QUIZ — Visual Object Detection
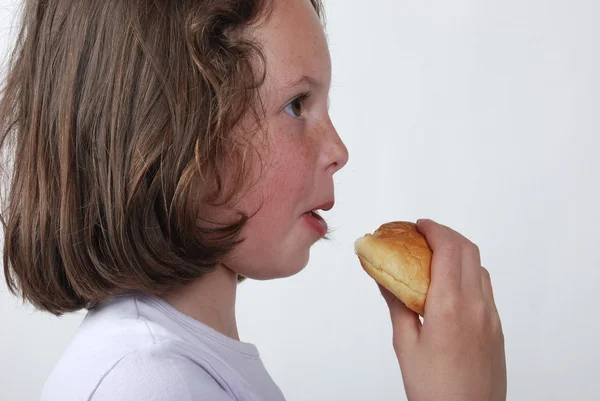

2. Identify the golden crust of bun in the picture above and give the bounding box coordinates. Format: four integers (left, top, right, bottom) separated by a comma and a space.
354, 221, 432, 316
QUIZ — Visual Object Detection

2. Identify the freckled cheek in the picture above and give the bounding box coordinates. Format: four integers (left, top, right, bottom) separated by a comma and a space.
272, 146, 314, 197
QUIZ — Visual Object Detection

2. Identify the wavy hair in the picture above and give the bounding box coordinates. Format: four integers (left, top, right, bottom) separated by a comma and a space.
0, 0, 324, 315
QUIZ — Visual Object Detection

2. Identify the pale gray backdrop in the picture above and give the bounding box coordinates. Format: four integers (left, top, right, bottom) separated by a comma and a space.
1, 1, 599, 400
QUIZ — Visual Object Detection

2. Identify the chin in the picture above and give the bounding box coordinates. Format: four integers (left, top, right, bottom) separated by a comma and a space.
236, 250, 311, 281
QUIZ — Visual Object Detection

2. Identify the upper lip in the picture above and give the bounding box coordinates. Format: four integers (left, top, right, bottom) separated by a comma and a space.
309, 200, 335, 213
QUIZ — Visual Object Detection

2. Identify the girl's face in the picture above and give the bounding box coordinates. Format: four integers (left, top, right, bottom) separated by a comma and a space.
222, 0, 349, 280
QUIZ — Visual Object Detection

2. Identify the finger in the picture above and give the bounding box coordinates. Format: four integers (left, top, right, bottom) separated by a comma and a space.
377, 284, 421, 357
436, 222, 483, 297
481, 266, 498, 313
481, 266, 504, 359
416, 219, 461, 293
460, 240, 483, 298
423, 220, 483, 298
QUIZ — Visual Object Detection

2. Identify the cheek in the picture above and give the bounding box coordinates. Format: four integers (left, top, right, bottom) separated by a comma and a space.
223, 134, 319, 278
268, 137, 316, 199
232, 144, 309, 233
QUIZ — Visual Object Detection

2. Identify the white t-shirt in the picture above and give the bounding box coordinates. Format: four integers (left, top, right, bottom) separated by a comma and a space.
40, 293, 285, 401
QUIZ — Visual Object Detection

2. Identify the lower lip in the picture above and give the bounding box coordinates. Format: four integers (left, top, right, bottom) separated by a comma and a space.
302, 211, 328, 237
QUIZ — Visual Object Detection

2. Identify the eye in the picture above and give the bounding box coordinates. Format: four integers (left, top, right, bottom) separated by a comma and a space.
284, 92, 311, 119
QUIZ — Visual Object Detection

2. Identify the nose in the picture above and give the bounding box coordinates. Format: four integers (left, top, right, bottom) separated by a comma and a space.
323, 117, 349, 174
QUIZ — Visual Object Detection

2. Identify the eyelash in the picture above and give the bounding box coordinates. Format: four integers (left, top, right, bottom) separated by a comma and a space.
284, 92, 312, 119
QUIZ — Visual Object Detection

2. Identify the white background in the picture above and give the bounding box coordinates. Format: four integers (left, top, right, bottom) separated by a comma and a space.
1, 0, 599, 400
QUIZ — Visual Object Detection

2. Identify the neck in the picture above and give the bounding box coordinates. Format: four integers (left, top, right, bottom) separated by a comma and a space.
160, 264, 240, 341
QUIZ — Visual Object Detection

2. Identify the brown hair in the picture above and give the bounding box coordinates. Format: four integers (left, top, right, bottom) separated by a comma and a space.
0, 0, 324, 315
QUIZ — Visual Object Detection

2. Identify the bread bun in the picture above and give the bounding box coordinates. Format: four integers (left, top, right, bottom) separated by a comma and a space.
354, 221, 432, 316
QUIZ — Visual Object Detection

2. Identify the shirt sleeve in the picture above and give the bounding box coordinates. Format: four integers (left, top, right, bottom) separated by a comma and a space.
90, 345, 235, 401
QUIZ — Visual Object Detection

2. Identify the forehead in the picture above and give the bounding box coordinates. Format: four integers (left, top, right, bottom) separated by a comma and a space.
250, 0, 331, 89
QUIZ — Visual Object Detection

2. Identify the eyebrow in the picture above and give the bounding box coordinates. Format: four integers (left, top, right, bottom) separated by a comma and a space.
281, 75, 324, 91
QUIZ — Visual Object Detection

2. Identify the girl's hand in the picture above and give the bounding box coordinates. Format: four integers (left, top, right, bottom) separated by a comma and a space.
380, 219, 506, 401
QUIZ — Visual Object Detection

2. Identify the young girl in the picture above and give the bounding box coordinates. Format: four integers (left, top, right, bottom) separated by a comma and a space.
0, 0, 506, 400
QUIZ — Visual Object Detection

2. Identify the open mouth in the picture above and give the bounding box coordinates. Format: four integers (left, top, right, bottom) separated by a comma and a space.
303, 209, 328, 236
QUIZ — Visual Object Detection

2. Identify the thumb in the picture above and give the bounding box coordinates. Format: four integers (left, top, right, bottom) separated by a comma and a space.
377, 284, 421, 358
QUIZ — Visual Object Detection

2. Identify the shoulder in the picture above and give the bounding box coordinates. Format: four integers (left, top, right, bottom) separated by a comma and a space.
89, 342, 233, 401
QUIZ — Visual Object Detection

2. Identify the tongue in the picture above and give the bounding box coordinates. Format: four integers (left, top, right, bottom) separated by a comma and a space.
307, 210, 326, 229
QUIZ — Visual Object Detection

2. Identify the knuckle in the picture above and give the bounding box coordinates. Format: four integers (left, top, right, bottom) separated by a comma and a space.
490, 320, 505, 348
481, 268, 494, 294
473, 301, 490, 325
469, 241, 481, 256
465, 239, 481, 262
491, 314, 504, 337
497, 325, 506, 344
439, 240, 460, 259
437, 294, 462, 319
